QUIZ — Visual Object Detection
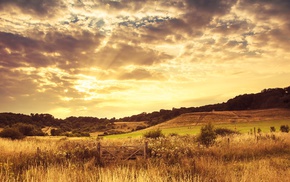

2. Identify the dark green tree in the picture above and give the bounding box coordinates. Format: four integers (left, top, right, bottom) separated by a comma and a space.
0, 128, 25, 140
280, 125, 289, 133
143, 128, 164, 139
197, 123, 217, 147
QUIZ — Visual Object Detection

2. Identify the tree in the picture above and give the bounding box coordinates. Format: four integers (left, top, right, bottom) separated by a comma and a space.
270, 126, 276, 132
280, 125, 289, 133
143, 128, 164, 139
0, 128, 25, 140
14, 123, 45, 136
197, 123, 217, 147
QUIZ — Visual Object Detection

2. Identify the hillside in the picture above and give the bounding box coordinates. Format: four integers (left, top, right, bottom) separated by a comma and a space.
154, 108, 290, 129
0, 86, 289, 135
118, 86, 290, 126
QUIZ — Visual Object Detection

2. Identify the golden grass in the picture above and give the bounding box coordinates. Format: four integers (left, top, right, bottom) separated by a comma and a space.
0, 133, 290, 182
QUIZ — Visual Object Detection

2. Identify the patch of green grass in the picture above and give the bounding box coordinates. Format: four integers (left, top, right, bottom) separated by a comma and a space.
104, 120, 290, 139
103, 130, 146, 139
218, 120, 290, 134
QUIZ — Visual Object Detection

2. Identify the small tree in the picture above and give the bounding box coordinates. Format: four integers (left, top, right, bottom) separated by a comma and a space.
280, 125, 289, 133
270, 126, 276, 132
143, 128, 164, 139
197, 123, 217, 147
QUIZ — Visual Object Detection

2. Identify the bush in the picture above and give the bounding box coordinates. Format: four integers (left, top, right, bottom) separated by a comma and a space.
215, 128, 239, 136
0, 128, 25, 140
12, 123, 45, 136
143, 128, 164, 139
168, 133, 179, 137
280, 125, 289, 133
270, 126, 276, 132
135, 125, 147, 131
197, 123, 217, 147
51, 128, 64, 136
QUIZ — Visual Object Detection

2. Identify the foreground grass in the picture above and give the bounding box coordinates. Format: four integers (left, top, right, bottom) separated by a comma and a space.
0, 132, 290, 182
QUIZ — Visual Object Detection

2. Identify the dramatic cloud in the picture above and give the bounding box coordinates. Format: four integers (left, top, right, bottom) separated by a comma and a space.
0, 0, 289, 118
0, 0, 62, 17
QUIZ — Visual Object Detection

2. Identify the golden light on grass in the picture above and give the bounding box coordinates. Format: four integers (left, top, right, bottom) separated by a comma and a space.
0, 133, 289, 181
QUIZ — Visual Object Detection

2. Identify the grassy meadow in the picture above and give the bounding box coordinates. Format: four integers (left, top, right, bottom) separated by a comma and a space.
0, 131, 290, 182
105, 119, 290, 139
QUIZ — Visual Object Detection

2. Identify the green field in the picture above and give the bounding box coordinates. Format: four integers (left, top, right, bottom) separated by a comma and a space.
104, 120, 290, 139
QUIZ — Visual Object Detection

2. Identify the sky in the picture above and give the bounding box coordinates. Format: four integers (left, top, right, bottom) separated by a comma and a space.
0, 0, 290, 119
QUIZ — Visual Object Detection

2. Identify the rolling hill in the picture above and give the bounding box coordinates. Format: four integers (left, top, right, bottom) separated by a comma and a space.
0, 86, 290, 136
153, 108, 290, 129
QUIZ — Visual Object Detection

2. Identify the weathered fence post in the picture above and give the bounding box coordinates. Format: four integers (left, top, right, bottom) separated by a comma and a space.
97, 142, 101, 162
144, 141, 148, 159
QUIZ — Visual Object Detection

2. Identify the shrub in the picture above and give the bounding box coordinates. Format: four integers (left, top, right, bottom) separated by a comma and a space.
135, 125, 147, 131
0, 128, 25, 140
143, 128, 164, 139
51, 128, 64, 136
270, 126, 276, 132
214, 128, 239, 136
168, 133, 179, 137
13, 123, 45, 136
197, 123, 217, 147
280, 125, 289, 133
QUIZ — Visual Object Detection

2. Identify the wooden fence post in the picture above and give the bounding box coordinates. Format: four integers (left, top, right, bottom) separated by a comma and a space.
97, 142, 101, 162
144, 141, 148, 159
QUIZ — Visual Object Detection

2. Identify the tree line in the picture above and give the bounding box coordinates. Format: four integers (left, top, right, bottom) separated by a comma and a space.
0, 86, 289, 136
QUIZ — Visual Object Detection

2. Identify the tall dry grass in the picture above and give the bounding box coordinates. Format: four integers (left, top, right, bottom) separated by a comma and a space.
0, 133, 289, 182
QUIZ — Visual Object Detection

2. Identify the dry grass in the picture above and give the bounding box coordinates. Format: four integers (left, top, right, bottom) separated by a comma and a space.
0, 133, 290, 182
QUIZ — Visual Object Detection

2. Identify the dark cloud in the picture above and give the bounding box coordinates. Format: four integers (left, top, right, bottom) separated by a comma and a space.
118, 16, 171, 28
0, 30, 104, 68
0, 32, 44, 67
184, 0, 238, 28
0, 67, 38, 98
44, 30, 102, 53
238, 0, 290, 21
212, 19, 254, 35
0, 32, 39, 51
94, 43, 173, 69
186, 0, 237, 15
134, 0, 238, 43
101, 0, 151, 12
225, 40, 247, 49
259, 25, 290, 50
0, 0, 62, 17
